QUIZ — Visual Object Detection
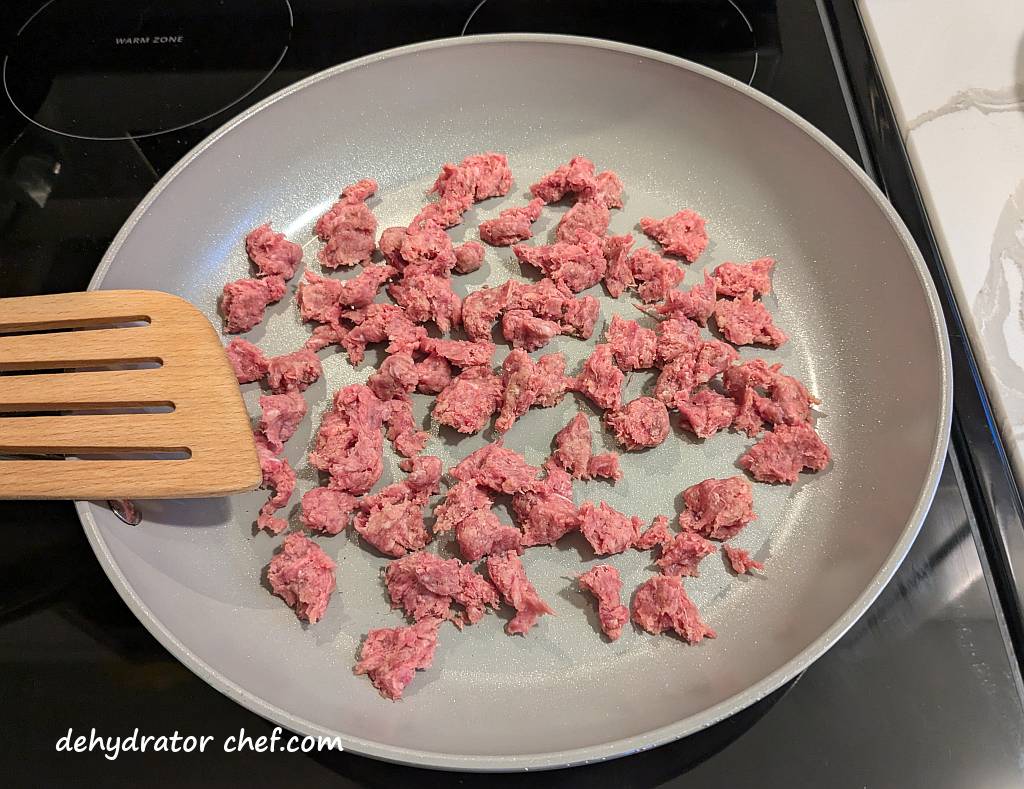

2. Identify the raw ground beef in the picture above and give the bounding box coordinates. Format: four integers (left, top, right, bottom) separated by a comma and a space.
432, 152, 513, 203
414, 353, 454, 394
456, 509, 523, 561
578, 501, 643, 556
388, 270, 461, 333
678, 476, 756, 540
578, 565, 630, 640
451, 442, 540, 494
724, 545, 764, 575
606, 397, 670, 450
628, 248, 686, 303
512, 464, 579, 546
309, 384, 388, 494
399, 223, 457, 274
676, 388, 739, 439
634, 515, 673, 550
462, 278, 598, 343
501, 310, 560, 351
354, 617, 441, 700
595, 170, 624, 209
354, 499, 430, 557
297, 271, 342, 324
384, 398, 429, 457
266, 533, 336, 623
254, 434, 296, 535
304, 321, 348, 353
551, 413, 622, 481
655, 316, 702, 365
266, 348, 322, 394
433, 480, 493, 533
653, 272, 717, 326
486, 551, 555, 635
246, 223, 303, 279
226, 338, 269, 383
657, 531, 717, 577
433, 366, 504, 434
714, 291, 788, 348
586, 452, 622, 480
300, 487, 358, 535
385, 551, 499, 624
461, 284, 509, 341
379, 226, 405, 266
722, 359, 819, 436
258, 391, 307, 453
572, 344, 624, 411
632, 575, 715, 644
639, 209, 709, 262
496, 350, 569, 432
342, 304, 427, 365
337, 265, 396, 307
713, 257, 775, 298
513, 230, 607, 293
221, 275, 286, 333
653, 339, 737, 404
318, 200, 377, 269
739, 422, 831, 484
606, 315, 657, 370
556, 200, 611, 242
367, 352, 418, 401
602, 234, 635, 297
530, 155, 597, 203
420, 338, 496, 368
453, 241, 486, 274
479, 198, 544, 246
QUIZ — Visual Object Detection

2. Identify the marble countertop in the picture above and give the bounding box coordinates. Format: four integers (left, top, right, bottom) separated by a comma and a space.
859, 0, 1024, 488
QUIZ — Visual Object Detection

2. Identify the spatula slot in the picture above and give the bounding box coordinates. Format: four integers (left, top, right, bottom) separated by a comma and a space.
0, 449, 192, 460
0, 360, 163, 374
0, 316, 151, 335
0, 404, 175, 416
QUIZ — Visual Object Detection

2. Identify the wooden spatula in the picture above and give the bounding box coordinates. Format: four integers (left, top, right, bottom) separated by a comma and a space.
0, 290, 261, 499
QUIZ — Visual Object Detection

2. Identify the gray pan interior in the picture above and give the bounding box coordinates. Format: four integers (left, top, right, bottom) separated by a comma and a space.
77, 36, 951, 771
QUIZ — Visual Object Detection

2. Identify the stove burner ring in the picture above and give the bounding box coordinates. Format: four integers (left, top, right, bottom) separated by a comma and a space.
3, 0, 293, 141
462, 0, 759, 86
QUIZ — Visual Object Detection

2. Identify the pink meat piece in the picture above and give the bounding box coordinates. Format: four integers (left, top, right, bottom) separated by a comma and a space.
722, 359, 819, 436
297, 271, 342, 324
339, 265, 396, 307
410, 196, 469, 231
529, 155, 598, 203
713, 257, 775, 298
453, 241, 486, 274
255, 434, 296, 534
479, 198, 544, 246
266, 348, 322, 394
603, 234, 636, 297
414, 353, 454, 394
724, 545, 764, 575
501, 310, 561, 351
309, 384, 388, 494
555, 200, 611, 243
495, 350, 569, 433
246, 223, 302, 279
342, 304, 427, 365
714, 291, 788, 347
316, 179, 377, 240
433, 480, 493, 533
506, 278, 600, 338
400, 224, 457, 275
221, 275, 286, 333
513, 229, 607, 292
225, 338, 269, 383
606, 397, 670, 450
655, 316, 702, 365
678, 476, 756, 540
461, 283, 510, 342
654, 339, 737, 403
578, 501, 643, 556
639, 209, 709, 262
354, 617, 441, 700
266, 533, 336, 624
456, 509, 523, 561
431, 152, 513, 205
258, 391, 307, 453
551, 413, 594, 478
657, 531, 717, 577
433, 366, 503, 434
595, 170, 624, 209
383, 398, 428, 458
299, 487, 358, 536
632, 575, 715, 643
634, 515, 673, 550
676, 388, 739, 439
354, 499, 429, 557
654, 273, 717, 326
606, 315, 657, 370
367, 352, 419, 401
389, 270, 461, 333
578, 564, 630, 640
420, 338, 495, 369
385, 552, 499, 625
304, 321, 348, 353
398, 454, 443, 500
628, 248, 685, 303
451, 442, 540, 494
340, 178, 378, 204
558, 292, 600, 339
317, 201, 377, 268
588, 453, 622, 481
379, 226, 406, 268
512, 464, 579, 546
572, 343, 624, 411
486, 551, 555, 636
739, 423, 831, 484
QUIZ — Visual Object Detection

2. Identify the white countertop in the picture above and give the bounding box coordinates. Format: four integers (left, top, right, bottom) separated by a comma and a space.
859, 0, 1024, 486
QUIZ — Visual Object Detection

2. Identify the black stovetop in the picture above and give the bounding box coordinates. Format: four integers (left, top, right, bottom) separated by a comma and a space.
2, 1, 1023, 785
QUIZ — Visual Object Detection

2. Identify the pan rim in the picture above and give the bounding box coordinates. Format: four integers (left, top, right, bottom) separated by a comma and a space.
77, 33, 953, 772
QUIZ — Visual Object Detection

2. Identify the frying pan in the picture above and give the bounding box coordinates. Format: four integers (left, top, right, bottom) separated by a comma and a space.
76, 36, 951, 770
